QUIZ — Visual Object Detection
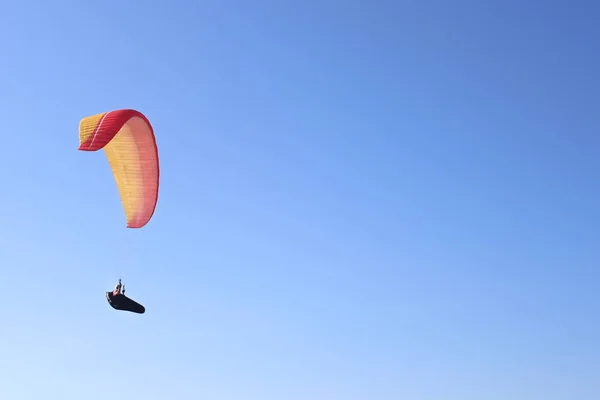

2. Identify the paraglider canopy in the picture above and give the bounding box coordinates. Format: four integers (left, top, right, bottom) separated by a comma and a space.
78, 109, 160, 228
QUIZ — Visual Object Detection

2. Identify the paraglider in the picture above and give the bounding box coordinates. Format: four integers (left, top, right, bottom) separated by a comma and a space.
106, 279, 146, 314
79, 109, 159, 314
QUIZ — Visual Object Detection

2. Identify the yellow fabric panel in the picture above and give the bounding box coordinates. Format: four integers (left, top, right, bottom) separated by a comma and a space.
79, 113, 107, 147
103, 121, 144, 224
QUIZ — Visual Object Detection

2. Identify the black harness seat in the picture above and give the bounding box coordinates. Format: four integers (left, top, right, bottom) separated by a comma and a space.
106, 292, 145, 314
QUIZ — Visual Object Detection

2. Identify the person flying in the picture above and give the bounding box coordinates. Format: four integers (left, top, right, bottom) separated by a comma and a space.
107, 279, 143, 314
112, 279, 126, 296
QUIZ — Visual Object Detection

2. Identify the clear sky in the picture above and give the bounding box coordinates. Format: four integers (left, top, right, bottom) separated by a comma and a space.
1, 0, 599, 399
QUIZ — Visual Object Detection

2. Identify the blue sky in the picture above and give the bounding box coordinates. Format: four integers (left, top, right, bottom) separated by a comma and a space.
1, 0, 599, 399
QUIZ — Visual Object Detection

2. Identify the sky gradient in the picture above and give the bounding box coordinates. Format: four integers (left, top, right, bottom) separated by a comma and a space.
1, 1, 599, 399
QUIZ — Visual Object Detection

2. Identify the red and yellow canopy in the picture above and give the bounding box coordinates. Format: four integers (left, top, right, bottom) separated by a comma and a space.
79, 109, 159, 229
